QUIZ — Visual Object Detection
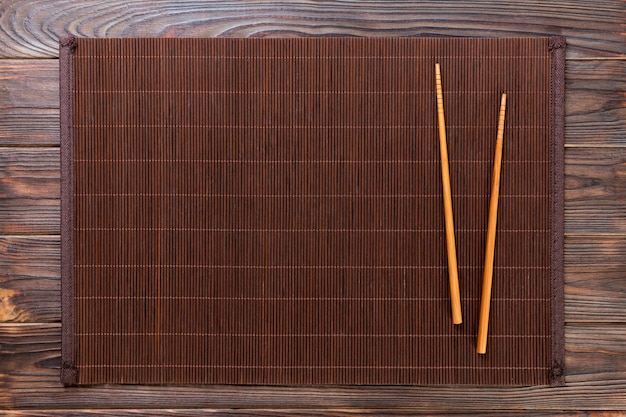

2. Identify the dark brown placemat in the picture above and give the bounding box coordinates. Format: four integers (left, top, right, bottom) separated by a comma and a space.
60, 37, 565, 386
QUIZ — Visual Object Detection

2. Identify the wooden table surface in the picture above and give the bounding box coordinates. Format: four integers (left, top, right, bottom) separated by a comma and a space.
1, 1, 625, 414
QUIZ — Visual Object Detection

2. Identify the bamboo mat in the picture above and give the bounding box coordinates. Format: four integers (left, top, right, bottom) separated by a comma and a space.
60, 37, 565, 386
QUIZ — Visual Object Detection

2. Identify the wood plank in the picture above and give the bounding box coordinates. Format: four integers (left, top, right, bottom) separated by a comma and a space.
565, 148, 626, 234
0, 108, 59, 146
0, 199, 58, 235
0, 409, 602, 416
0, 60, 58, 146
566, 60, 626, 146
566, 270, 626, 323
0, 236, 59, 278
1, 149, 57, 235
0, 274, 58, 323
564, 236, 626, 322
0, 148, 59, 200
566, 325, 626, 383
0, 1, 624, 59
0, 60, 58, 108
1, 324, 625, 410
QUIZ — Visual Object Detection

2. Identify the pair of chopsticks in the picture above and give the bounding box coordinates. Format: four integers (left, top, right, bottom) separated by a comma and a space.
435, 63, 507, 353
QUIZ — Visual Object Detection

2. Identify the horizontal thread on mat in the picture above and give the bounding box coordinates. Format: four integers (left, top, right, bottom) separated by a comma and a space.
74, 193, 550, 198
76, 55, 549, 59
76, 90, 549, 94
77, 364, 550, 370
74, 159, 550, 163
73, 124, 549, 129
76, 333, 549, 338
74, 227, 550, 233
74, 265, 550, 269
75, 296, 550, 301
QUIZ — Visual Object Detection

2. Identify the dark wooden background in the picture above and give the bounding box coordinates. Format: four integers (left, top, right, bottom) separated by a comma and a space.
1, 1, 625, 414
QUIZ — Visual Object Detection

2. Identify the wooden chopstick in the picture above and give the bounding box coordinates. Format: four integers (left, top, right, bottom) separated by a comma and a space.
477, 93, 508, 354
435, 63, 462, 325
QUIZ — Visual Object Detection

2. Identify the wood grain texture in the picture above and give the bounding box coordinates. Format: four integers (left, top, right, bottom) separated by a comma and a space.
564, 236, 626, 323
0, 109, 59, 146
0, 148, 59, 200
0, 236, 59, 278
566, 270, 626, 323
1, 324, 625, 410
0, 199, 59, 235
565, 60, 626, 146
0, 60, 58, 108
565, 236, 626, 270
565, 148, 626, 234
566, 325, 626, 383
0, 0, 625, 59
0, 274, 58, 323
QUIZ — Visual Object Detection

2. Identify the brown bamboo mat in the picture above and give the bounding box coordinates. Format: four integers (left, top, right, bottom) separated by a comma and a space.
60, 37, 565, 386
